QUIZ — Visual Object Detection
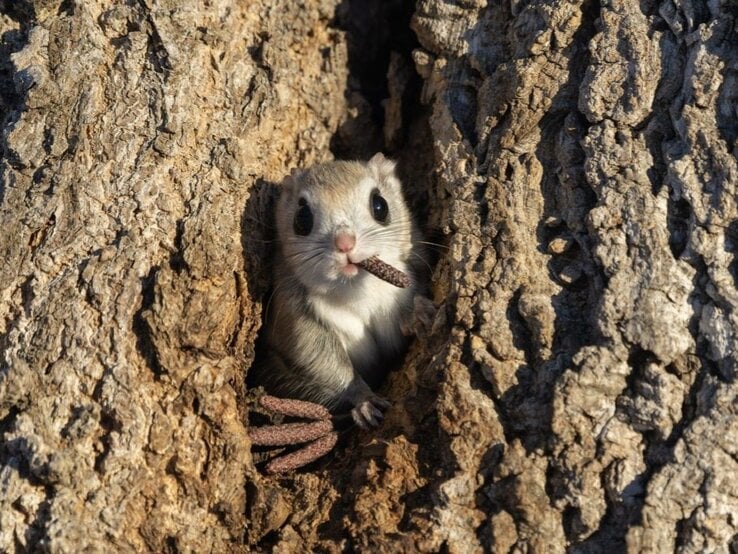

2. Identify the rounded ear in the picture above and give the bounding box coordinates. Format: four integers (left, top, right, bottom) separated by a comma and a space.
281, 168, 305, 194
368, 152, 397, 179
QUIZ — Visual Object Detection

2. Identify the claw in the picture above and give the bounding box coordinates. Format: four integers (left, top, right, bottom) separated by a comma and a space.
374, 396, 392, 409
351, 396, 389, 429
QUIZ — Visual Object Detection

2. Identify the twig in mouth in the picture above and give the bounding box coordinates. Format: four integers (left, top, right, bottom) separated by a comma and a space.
357, 256, 410, 288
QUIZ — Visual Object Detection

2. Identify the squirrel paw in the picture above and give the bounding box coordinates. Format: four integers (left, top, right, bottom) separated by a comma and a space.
351, 394, 391, 430
402, 295, 437, 339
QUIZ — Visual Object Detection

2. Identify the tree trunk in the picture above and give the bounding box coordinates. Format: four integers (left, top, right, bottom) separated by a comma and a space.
1, 0, 736, 552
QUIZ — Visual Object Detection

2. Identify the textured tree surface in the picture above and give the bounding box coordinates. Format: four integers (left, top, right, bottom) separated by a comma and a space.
1, 0, 736, 552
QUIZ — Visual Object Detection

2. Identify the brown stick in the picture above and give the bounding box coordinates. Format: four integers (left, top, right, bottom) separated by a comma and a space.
265, 432, 339, 474
357, 256, 411, 288
249, 420, 333, 446
259, 395, 331, 420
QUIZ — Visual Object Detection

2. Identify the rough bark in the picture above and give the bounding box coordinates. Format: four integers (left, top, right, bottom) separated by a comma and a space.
1, 0, 737, 552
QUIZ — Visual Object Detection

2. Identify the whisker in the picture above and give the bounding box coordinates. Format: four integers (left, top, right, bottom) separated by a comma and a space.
264, 280, 291, 341
415, 240, 449, 250
359, 231, 414, 245
291, 251, 324, 265
285, 247, 326, 263
411, 251, 433, 273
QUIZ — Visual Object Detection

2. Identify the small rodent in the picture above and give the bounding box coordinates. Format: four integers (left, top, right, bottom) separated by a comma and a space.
251, 153, 433, 428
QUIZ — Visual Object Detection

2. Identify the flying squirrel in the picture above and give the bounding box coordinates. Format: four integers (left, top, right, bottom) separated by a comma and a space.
250, 153, 434, 428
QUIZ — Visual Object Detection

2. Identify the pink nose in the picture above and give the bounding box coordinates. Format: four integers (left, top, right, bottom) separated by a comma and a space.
334, 232, 356, 253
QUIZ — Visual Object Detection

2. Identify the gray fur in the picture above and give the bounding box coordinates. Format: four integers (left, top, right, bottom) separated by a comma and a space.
252, 155, 428, 427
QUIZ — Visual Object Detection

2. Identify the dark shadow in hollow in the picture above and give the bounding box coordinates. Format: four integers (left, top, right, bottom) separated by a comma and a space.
329, 0, 421, 161
241, 177, 278, 375
725, 220, 738, 300
0, 0, 36, 203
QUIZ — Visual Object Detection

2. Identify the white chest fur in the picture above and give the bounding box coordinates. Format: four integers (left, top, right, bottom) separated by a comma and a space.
308, 274, 410, 373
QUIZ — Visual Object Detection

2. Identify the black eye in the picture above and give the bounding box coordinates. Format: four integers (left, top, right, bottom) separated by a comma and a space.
293, 198, 313, 236
370, 189, 389, 223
